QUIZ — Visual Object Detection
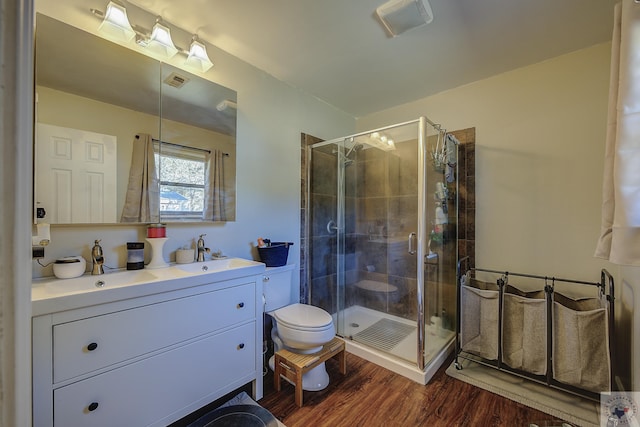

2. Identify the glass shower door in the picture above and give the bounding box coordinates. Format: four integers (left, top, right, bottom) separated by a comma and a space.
309, 119, 427, 367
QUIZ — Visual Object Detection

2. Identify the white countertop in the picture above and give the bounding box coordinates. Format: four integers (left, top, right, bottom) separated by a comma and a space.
32, 258, 266, 316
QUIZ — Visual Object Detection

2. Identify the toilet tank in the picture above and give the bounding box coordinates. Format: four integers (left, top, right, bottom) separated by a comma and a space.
263, 264, 296, 312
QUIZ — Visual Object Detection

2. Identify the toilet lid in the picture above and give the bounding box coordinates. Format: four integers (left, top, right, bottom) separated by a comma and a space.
273, 303, 333, 330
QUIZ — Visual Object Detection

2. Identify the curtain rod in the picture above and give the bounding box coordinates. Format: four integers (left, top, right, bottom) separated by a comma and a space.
135, 135, 229, 156
152, 138, 230, 157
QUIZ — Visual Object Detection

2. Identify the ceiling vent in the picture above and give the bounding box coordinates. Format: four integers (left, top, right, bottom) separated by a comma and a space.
376, 0, 433, 37
163, 72, 190, 89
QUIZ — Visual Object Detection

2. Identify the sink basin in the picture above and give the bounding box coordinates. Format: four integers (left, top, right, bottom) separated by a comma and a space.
44, 270, 159, 294
174, 258, 263, 275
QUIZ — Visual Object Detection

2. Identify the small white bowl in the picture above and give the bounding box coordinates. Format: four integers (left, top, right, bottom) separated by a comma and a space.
53, 256, 86, 279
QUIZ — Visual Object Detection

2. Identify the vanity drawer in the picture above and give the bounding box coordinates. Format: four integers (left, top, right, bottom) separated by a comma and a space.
53, 282, 254, 383
53, 322, 256, 427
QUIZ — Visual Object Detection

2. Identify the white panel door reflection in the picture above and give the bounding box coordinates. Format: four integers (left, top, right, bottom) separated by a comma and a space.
36, 123, 117, 223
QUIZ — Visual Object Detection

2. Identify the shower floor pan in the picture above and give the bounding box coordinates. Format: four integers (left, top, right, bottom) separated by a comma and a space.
353, 318, 415, 352
336, 305, 454, 384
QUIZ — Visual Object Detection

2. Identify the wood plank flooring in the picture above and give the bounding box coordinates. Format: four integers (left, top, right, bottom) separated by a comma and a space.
260, 353, 569, 427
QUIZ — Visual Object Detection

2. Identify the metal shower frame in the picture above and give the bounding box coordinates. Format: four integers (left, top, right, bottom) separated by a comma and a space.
304, 116, 457, 370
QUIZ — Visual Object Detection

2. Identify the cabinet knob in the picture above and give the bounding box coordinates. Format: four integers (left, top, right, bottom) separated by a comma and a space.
87, 342, 98, 351
87, 402, 99, 412
237, 302, 245, 308
263, 276, 270, 282
237, 343, 245, 350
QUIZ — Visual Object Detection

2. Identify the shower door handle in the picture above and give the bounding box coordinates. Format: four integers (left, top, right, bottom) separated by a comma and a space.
408, 232, 417, 255
327, 220, 339, 233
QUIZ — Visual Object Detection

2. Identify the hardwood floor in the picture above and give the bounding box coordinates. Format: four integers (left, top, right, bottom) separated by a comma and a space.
260, 353, 569, 427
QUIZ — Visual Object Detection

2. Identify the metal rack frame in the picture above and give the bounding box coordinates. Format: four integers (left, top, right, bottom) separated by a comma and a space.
454, 256, 615, 402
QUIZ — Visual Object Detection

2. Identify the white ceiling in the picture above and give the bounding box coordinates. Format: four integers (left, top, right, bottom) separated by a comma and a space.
129, 0, 615, 117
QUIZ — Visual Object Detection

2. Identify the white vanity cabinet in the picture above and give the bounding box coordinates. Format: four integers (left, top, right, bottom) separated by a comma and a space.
32, 274, 264, 427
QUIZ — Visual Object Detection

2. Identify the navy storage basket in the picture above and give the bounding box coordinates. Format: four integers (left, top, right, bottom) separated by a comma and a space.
258, 242, 293, 267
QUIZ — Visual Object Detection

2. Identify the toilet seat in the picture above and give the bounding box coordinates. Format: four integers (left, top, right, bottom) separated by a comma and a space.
273, 303, 333, 332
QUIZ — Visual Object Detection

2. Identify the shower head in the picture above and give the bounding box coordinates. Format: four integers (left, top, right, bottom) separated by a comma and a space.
333, 140, 364, 168
345, 143, 364, 158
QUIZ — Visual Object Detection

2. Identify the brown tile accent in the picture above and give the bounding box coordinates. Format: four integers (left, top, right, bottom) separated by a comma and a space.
451, 128, 476, 270
300, 133, 325, 303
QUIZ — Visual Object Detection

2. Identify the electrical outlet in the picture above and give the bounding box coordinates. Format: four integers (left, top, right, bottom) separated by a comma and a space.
32, 246, 45, 259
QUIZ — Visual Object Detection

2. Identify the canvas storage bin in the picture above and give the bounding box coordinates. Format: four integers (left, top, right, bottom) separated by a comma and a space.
552, 292, 610, 393
460, 279, 499, 360
501, 284, 546, 375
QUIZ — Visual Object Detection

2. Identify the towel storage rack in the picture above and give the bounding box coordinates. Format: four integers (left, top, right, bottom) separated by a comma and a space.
454, 256, 615, 402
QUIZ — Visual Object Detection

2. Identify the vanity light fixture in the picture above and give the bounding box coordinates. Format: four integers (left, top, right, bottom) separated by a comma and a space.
95, 1, 136, 42
185, 36, 214, 72
91, 2, 215, 70
144, 17, 178, 59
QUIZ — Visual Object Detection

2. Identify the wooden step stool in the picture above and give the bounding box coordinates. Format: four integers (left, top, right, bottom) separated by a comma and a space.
274, 337, 347, 407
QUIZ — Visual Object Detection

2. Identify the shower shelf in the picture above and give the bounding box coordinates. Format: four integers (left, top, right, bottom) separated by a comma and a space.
454, 257, 615, 402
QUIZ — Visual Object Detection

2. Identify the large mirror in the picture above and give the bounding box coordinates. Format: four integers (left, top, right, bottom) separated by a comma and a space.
34, 13, 237, 224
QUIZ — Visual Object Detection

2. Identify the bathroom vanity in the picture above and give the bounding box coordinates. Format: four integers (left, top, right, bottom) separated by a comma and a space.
31, 259, 265, 427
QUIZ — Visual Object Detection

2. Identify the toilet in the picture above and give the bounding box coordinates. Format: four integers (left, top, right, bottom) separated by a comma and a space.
263, 264, 336, 391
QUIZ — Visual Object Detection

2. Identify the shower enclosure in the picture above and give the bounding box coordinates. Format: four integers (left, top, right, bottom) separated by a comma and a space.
306, 117, 458, 383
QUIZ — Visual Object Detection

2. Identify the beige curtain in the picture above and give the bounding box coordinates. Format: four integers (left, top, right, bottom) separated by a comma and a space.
203, 149, 226, 221
595, 0, 640, 265
120, 133, 160, 222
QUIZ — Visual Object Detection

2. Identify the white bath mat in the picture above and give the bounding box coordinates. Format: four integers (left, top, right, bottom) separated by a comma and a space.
353, 318, 415, 351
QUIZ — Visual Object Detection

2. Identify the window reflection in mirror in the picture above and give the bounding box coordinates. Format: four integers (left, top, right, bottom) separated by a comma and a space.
159, 63, 236, 222
34, 13, 237, 224
156, 141, 207, 219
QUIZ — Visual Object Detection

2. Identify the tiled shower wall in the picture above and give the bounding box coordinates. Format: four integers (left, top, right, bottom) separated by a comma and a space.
350, 139, 419, 318
303, 141, 343, 313
299, 134, 323, 304
449, 128, 476, 269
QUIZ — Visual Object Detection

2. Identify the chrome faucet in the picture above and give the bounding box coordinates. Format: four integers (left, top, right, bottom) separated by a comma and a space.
197, 234, 210, 262
91, 239, 105, 275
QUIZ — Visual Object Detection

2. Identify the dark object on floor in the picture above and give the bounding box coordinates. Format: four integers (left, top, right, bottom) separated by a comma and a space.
188, 404, 278, 427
